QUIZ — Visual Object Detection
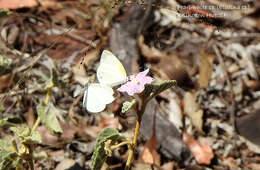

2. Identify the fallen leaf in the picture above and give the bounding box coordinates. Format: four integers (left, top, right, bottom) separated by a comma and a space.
138, 35, 165, 62
24, 106, 35, 128
140, 113, 160, 166
0, 0, 38, 9
236, 109, 260, 147
7, 24, 19, 45
155, 53, 193, 88
98, 116, 120, 129
33, 34, 85, 60
79, 125, 101, 139
132, 163, 152, 170
37, 123, 77, 146
183, 131, 214, 165
38, 0, 63, 9
73, 49, 99, 85
37, 126, 58, 145
60, 123, 77, 141
48, 150, 65, 162
199, 50, 215, 88
160, 92, 183, 131
223, 157, 239, 169
160, 161, 176, 170
55, 158, 75, 170
247, 163, 260, 169
0, 73, 14, 92
244, 80, 260, 90
183, 92, 204, 134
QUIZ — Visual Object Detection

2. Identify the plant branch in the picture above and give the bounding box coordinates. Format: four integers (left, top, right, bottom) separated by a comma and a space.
110, 140, 132, 151
125, 100, 146, 170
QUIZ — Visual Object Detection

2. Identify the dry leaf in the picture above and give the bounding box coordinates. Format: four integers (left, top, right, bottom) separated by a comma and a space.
155, 53, 193, 88
160, 92, 183, 132
223, 157, 239, 169
183, 92, 204, 134
138, 35, 165, 62
37, 124, 77, 146
236, 109, 260, 147
98, 116, 120, 130
55, 158, 75, 170
24, 106, 35, 128
34, 34, 85, 60
183, 131, 214, 165
49, 150, 65, 162
72, 49, 99, 85
132, 163, 152, 170
199, 50, 215, 88
60, 123, 77, 141
140, 113, 160, 166
38, 0, 63, 9
160, 162, 176, 170
0, 73, 14, 92
244, 80, 260, 90
79, 125, 101, 139
247, 163, 260, 169
0, 0, 38, 9
37, 126, 59, 145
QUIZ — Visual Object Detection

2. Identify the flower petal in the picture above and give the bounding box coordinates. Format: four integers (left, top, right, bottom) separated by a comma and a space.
117, 68, 154, 96
136, 68, 150, 79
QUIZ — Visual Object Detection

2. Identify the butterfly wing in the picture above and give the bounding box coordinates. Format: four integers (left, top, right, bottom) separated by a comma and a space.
97, 50, 127, 87
85, 83, 115, 113
82, 84, 88, 109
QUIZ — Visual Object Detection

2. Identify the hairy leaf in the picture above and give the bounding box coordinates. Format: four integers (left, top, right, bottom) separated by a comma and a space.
37, 101, 63, 134
121, 99, 136, 113
0, 140, 18, 170
0, 55, 12, 75
50, 68, 66, 88
0, 116, 23, 127
91, 128, 120, 170
146, 80, 177, 101
10, 125, 41, 144
0, 104, 4, 112
0, 9, 12, 17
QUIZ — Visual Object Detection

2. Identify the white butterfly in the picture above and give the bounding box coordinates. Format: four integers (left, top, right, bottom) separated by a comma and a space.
83, 50, 127, 113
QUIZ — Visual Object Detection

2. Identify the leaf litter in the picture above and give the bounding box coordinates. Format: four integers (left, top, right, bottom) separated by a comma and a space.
0, 0, 260, 169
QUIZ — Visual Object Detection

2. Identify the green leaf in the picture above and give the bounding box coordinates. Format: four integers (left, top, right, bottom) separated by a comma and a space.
0, 104, 4, 112
0, 140, 18, 170
91, 128, 120, 170
121, 99, 136, 113
50, 68, 66, 89
0, 55, 12, 75
0, 116, 23, 127
146, 80, 177, 101
0, 9, 12, 18
37, 101, 63, 134
10, 125, 41, 144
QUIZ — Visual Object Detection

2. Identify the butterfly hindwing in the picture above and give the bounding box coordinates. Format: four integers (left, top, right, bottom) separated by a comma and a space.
86, 83, 115, 113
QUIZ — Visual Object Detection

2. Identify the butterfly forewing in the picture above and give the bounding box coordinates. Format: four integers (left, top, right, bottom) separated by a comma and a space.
97, 50, 127, 87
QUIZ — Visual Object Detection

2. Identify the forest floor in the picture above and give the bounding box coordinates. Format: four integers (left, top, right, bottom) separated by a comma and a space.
0, 0, 260, 170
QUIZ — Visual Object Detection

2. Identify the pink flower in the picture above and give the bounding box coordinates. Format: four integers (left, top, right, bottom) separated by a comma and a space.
117, 69, 154, 96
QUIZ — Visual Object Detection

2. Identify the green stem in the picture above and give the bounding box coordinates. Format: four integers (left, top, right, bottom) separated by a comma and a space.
125, 101, 146, 170
11, 139, 18, 153
110, 141, 132, 151
45, 89, 51, 104
125, 118, 141, 170
31, 117, 41, 133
